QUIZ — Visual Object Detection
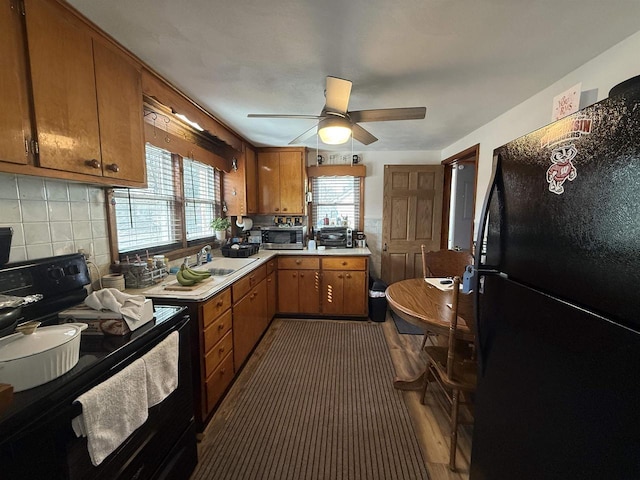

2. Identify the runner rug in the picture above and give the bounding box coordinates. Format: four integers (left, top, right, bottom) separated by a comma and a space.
192, 319, 429, 480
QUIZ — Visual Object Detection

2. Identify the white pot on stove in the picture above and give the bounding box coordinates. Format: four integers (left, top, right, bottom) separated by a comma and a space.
0, 322, 87, 392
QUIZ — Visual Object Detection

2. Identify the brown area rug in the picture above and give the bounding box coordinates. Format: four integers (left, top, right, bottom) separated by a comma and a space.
191, 319, 428, 480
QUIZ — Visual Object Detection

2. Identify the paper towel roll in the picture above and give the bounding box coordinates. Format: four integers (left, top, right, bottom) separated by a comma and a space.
102, 274, 125, 291
235, 217, 253, 231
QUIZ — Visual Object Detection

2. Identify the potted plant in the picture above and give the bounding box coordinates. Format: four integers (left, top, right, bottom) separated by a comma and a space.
211, 217, 231, 241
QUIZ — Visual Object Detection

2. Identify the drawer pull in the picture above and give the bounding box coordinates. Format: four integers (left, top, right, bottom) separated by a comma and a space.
342, 261, 347, 266
217, 301, 224, 307
220, 369, 225, 375
219, 347, 225, 353
295, 259, 302, 264
218, 324, 225, 330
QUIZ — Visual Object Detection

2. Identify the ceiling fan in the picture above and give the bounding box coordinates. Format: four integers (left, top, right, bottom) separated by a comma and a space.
247, 76, 426, 145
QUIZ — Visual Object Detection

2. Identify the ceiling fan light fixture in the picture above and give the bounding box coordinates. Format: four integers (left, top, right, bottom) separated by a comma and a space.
318, 117, 352, 145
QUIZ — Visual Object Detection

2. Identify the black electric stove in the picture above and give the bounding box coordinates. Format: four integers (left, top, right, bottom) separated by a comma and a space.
0, 254, 197, 480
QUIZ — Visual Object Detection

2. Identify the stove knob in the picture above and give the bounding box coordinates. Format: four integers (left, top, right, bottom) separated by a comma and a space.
48, 267, 64, 280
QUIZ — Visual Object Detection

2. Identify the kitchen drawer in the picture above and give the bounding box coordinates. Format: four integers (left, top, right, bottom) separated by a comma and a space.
266, 258, 277, 275
232, 264, 266, 302
201, 288, 231, 329
203, 309, 232, 352
206, 351, 234, 412
205, 330, 233, 377
278, 256, 319, 270
322, 256, 367, 271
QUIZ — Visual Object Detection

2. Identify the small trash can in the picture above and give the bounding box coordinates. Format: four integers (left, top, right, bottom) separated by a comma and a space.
368, 277, 388, 322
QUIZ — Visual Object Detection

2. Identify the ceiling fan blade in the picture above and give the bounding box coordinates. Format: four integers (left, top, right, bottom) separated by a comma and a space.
288, 124, 319, 145
324, 76, 352, 114
349, 107, 426, 123
351, 124, 378, 145
248, 113, 322, 119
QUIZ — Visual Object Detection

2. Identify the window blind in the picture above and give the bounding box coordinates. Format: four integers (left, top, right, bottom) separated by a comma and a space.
311, 176, 361, 230
114, 144, 181, 253
183, 158, 221, 242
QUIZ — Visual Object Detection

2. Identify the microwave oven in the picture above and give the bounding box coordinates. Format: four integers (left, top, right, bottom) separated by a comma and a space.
261, 226, 306, 250
316, 227, 353, 248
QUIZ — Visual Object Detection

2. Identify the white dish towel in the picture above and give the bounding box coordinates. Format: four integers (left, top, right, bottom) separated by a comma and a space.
85, 288, 147, 331
142, 331, 179, 407
72, 358, 148, 466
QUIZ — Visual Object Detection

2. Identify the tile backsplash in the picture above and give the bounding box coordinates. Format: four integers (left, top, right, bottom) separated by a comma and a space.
0, 173, 110, 267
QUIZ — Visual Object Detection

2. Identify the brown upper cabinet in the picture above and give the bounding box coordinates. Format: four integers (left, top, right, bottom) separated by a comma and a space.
223, 143, 258, 216
0, 0, 33, 166
257, 147, 307, 215
23, 0, 145, 184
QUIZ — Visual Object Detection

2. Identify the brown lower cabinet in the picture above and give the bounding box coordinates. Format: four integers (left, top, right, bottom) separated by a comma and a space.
232, 265, 268, 368
277, 255, 369, 317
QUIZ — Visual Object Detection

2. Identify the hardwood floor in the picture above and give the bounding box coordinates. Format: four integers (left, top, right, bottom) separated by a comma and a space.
199, 313, 472, 480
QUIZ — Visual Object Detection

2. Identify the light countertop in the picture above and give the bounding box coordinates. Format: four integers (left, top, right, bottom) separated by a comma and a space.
130, 247, 371, 302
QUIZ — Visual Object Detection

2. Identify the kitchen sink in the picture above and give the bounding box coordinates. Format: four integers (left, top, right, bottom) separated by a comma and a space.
205, 257, 257, 275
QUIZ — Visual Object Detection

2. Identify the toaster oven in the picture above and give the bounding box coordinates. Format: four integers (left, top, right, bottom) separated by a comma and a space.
316, 227, 353, 248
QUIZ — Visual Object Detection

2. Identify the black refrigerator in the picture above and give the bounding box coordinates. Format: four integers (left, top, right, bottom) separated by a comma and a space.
470, 76, 640, 480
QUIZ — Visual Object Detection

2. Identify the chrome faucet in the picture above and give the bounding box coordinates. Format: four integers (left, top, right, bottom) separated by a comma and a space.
196, 245, 211, 266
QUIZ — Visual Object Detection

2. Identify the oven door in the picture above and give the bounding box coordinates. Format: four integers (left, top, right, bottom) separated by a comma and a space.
1, 312, 196, 480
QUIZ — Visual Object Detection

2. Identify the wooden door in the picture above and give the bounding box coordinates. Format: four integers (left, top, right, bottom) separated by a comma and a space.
298, 270, 320, 314
0, 0, 32, 165
25, 0, 102, 174
381, 165, 444, 284
277, 270, 299, 312
245, 145, 258, 214
321, 270, 344, 316
93, 39, 145, 183
266, 271, 277, 321
93, 39, 145, 184
343, 270, 368, 315
258, 152, 280, 213
279, 151, 303, 214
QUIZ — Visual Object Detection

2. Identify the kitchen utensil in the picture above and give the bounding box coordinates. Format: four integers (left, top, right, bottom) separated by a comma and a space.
0, 227, 12, 266
0, 322, 88, 392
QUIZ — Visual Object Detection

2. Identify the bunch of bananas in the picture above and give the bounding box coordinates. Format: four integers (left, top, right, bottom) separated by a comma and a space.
176, 264, 212, 286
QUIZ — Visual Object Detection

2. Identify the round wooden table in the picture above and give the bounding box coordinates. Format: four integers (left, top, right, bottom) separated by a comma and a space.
385, 278, 473, 390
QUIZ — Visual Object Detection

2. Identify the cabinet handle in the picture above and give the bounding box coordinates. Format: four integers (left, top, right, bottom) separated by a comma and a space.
300, 273, 304, 278
218, 324, 225, 330
346, 274, 351, 279
292, 273, 297, 278
338, 274, 343, 279
267, 278, 272, 283
219, 347, 225, 353
283, 208, 287, 212
85, 159, 101, 169
106, 163, 120, 172
342, 261, 347, 266
220, 369, 225, 375
275, 208, 279, 212
295, 259, 302, 264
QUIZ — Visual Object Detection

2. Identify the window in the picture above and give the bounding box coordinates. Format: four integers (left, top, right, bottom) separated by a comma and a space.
311, 176, 362, 230
183, 158, 221, 242
113, 144, 220, 256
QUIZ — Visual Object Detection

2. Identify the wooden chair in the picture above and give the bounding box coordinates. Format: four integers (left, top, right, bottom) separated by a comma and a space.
421, 276, 476, 472
420, 246, 473, 347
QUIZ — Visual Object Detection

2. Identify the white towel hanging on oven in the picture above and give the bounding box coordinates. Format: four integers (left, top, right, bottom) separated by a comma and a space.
142, 331, 179, 407
72, 358, 148, 466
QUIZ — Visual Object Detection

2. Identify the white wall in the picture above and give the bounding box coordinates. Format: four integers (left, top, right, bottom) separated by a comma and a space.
442, 30, 640, 232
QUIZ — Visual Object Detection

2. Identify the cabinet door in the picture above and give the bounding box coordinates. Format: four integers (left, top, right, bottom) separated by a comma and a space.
0, 0, 32, 165
245, 145, 258, 214
93, 39, 145, 184
223, 149, 247, 216
266, 271, 277, 321
277, 270, 299, 313
321, 270, 344, 316
233, 280, 267, 368
279, 151, 303, 214
258, 152, 280, 213
343, 270, 368, 315
25, 0, 102, 174
298, 270, 321, 314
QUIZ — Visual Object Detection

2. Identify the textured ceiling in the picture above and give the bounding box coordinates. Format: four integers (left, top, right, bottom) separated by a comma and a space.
69, 0, 640, 151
